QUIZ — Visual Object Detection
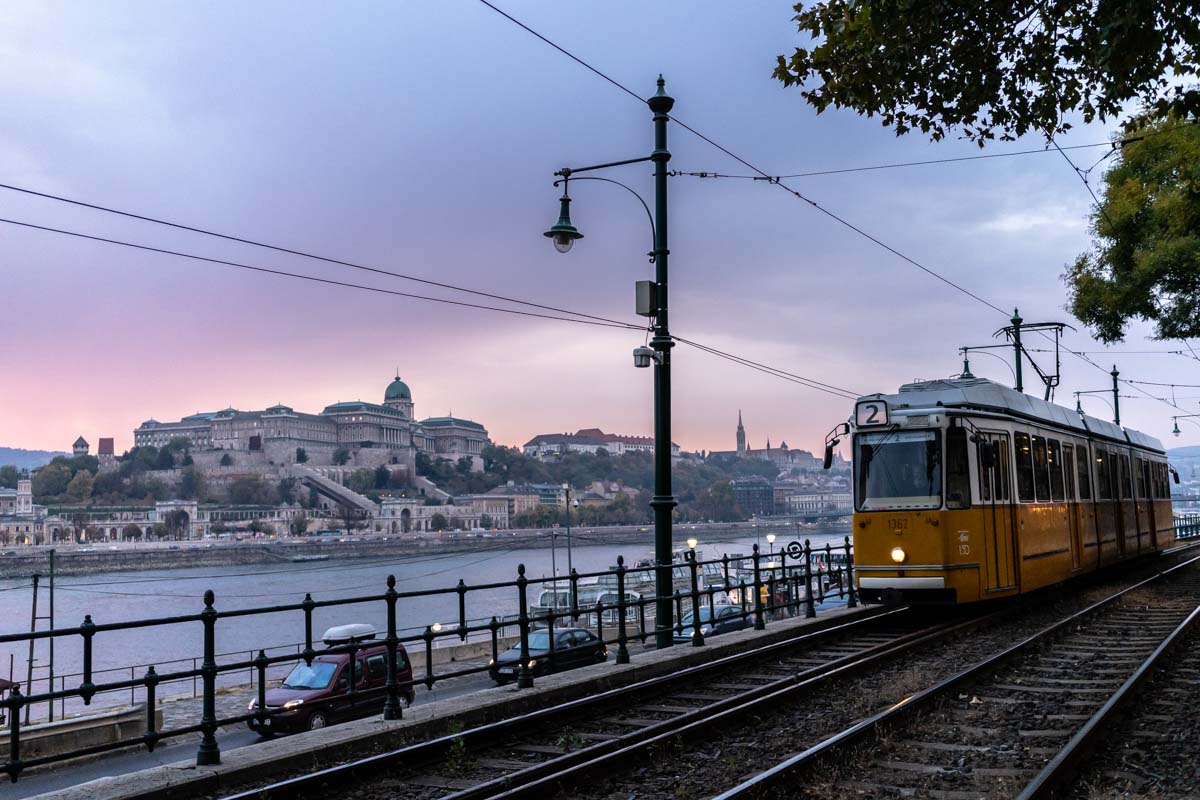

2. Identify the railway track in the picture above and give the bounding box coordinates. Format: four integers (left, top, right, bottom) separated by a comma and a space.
222, 605, 997, 800
219, 547, 1200, 800
714, 555, 1200, 800
1067, 601, 1200, 798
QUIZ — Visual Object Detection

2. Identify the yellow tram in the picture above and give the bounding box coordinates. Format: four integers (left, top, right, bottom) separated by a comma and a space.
836, 377, 1175, 604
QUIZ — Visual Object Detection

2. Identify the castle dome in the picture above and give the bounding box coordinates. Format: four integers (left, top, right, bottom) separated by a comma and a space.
385, 375, 411, 402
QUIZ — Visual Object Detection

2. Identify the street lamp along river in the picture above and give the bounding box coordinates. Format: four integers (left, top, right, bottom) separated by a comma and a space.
544, 76, 678, 649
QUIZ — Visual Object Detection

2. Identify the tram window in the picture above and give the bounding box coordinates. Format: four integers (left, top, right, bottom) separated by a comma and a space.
1076, 446, 1092, 500
1121, 455, 1133, 500
854, 430, 942, 511
946, 427, 971, 509
997, 439, 1011, 501
1047, 440, 1065, 501
1015, 432, 1034, 502
1096, 450, 1112, 500
1136, 458, 1148, 499
1063, 445, 1077, 501
978, 442, 991, 503
1032, 436, 1051, 502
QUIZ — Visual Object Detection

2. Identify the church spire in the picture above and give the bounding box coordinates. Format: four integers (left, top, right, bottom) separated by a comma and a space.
736, 410, 746, 455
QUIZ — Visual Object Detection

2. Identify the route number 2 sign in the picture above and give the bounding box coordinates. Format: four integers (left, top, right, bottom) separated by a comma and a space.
855, 400, 889, 427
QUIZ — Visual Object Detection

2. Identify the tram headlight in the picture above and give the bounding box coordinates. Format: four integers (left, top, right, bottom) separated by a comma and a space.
890, 546, 907, 564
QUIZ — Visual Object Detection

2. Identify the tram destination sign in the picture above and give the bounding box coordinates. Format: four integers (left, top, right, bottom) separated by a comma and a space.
855, 400, 889, 427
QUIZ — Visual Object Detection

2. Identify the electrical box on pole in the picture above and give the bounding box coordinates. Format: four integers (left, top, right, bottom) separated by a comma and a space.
635, 280, 657, 317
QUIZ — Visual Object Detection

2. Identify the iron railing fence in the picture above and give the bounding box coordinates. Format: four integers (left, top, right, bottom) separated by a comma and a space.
21, 613, 533, 724
0, 538, 852, 782
1175, 513, 1200, 540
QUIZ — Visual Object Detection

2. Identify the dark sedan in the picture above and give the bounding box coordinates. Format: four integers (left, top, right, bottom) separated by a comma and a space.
673, 604, 752, 643
489, 627, 607, 684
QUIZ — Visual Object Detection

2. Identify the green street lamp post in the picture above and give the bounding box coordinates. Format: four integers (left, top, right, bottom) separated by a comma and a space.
544, 76, 678, 649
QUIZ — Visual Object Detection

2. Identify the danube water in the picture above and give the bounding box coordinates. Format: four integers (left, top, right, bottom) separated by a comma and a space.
0, 527, 850, 718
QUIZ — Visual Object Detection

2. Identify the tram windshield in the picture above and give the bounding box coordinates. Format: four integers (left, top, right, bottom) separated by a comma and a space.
855, 430, 942, 511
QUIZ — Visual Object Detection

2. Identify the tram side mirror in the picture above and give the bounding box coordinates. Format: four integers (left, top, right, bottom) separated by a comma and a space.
1171, 467, 1180, 485
823, 443, 834, 470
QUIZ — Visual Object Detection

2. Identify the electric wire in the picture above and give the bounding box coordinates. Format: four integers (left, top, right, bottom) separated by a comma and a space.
475, 0, 1196, 421
0, 183, 637, 331
673, 337, 860, 399
0, 216, 639, 331
0, 216, 855, 403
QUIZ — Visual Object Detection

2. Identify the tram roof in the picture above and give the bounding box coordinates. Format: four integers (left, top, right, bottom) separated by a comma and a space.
862, 377, 1164, 453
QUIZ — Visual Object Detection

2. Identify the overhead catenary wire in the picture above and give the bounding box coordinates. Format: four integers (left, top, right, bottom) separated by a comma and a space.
0, 215, 856, 403
475, 0, 1196, 420
0, 216, 640, 331
0, 182, 638, 331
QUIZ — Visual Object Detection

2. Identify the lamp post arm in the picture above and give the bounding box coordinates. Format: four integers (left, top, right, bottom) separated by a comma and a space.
553, 176, 656, 259
556, 155, 654, 176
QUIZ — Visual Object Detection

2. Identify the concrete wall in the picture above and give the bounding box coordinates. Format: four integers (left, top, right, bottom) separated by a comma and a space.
0, 704, 160, 764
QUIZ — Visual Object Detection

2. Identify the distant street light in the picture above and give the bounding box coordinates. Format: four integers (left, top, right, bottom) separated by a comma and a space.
766, 532, 776, 558
687, 537, 698, 550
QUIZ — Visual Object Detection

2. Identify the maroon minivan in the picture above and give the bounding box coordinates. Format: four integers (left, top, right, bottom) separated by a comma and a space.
247, 624, 416, 734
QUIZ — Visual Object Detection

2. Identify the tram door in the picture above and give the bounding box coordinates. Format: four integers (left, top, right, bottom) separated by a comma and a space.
978, 433, 1017, 591
1141, 459, 1158, 550
1063, 445, 1081, 570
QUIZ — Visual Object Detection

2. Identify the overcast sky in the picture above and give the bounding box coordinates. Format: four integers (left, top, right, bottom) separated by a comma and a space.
2, 1, 1196, 456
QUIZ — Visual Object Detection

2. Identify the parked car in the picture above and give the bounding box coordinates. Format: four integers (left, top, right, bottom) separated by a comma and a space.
247, 624, 415, 735
489, 627, 606, 685
672, 604, 752, 644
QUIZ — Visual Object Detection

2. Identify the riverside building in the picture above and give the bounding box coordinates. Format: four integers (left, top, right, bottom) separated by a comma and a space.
133, 375, 490, 472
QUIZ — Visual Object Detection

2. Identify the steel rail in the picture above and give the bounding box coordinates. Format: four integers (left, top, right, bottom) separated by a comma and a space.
467, 611, 1008, 800
712, 553, 1200, 800
1016, 602, 1200, 800
220, 605, 913, 800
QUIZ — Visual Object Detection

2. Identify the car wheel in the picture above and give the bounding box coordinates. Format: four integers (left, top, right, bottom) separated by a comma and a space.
306, 711, 328, 731
493, 674, 510, 686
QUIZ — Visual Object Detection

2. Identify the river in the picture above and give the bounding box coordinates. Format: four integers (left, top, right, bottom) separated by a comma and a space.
0, 526, 851, 719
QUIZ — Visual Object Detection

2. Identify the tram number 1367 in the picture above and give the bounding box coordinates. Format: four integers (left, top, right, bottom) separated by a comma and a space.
856, 400, 889, 427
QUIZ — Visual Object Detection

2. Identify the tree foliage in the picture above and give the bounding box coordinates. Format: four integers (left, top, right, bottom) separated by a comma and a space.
1066, 117, 1200, 340
774, 2, 1200, 144
0, 465, 19, 489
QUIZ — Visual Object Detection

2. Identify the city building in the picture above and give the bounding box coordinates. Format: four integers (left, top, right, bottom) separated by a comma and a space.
132, 375, 491, 473
523, 428, 680, 460
730, 476, 775, 517
710, 412, 822, 471
784, 493, 852, 514
0, 477, 41, 543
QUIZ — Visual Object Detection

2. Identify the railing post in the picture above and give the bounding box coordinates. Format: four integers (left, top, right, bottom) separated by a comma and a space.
721, 553, 730, 591
301, 593, 316, 666
489, 616, 499, 665
195, 589, 220, 766
569, 567, 581, 625
688, 551, 704, 646
638, 594, 648, 644
79, 618, 95, 705
752, 544, 765, 630
844, 536, 858, 608
615, 556, 631, 664
804, 539, 816, 618
767, 571, 776, 621
594, 599, 604, 643
422, 626, 435, 690
144, 666, 159, 752
383, 574, 402, 720
6, 685, 23, 783
516, 564, 533, 689
673, 589, 684, 635
456, 579, 468, 642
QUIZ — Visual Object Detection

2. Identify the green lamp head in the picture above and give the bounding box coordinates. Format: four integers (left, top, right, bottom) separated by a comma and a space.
544, 180, 583, 253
